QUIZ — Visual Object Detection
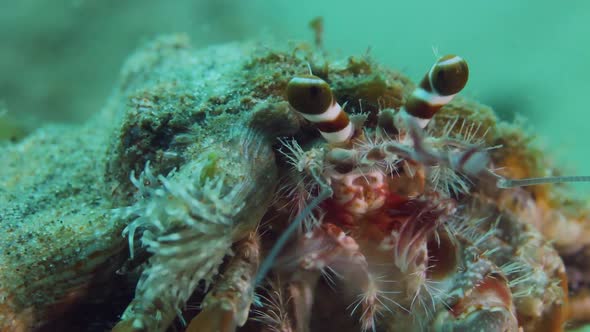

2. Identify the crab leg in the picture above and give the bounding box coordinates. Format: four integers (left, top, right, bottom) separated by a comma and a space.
288, 223, 386, 331
186, 231, 261, 332
287, 272, 321, 332
569, 291, 590, 322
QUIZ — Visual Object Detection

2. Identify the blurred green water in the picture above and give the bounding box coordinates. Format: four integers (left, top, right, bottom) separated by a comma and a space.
0, 0, 589, 190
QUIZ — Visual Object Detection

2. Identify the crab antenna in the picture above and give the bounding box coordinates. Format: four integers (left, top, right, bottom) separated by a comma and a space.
254, 188, 332, 286
497, 175, 590, 188
306, 62, 313, 75
404, 55, 469, 128
286, 75, 354, 144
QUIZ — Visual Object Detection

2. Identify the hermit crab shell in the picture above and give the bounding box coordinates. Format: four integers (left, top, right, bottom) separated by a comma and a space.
0, 122, 128, 331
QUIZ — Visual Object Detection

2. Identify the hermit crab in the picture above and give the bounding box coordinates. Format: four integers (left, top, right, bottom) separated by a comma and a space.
108, 44, 588, 332
2, 37, 588, 332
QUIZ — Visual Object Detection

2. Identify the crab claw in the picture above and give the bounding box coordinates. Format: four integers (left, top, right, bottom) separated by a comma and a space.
433, 273, 519, 332
433, 308, 518, 332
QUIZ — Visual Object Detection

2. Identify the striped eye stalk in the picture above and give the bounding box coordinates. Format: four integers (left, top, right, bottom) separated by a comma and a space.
405, 55, 469, 128
286, 75, 354, 144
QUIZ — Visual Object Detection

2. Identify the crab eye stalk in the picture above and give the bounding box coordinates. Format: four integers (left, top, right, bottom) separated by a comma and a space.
429, 55, 469, 95
287, 75, 354, 144
287, 75, 333, 114
404, 55, 469, 128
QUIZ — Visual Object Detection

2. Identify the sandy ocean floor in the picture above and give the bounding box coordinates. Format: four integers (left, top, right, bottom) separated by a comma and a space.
2, 1, 589, 194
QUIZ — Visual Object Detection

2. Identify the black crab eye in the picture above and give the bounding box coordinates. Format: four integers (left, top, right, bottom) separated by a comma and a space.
286, 75, 333, 115
430, 55, 469, 96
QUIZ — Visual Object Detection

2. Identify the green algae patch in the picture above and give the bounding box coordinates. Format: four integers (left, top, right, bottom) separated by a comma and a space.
243, 49, 307, 100
329, 56, 413, 126
429, 97, 499, 145
106, 36, 259, 198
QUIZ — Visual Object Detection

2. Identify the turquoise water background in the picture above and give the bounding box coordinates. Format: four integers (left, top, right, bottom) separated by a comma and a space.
1, 0, 589, 192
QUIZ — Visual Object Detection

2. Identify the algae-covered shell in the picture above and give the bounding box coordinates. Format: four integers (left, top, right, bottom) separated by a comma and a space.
0, 35, 299, 330
0, 122, 127, 330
